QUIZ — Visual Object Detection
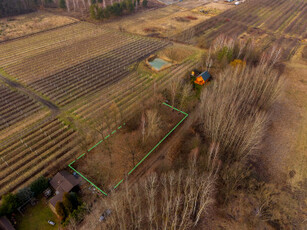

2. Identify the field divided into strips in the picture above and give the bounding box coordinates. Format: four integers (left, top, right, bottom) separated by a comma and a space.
69, 103, 188, 196
173, 0, 306, 59
0, 20, 197, 197
0, 22, 169, 106
0, 58, 197, 197
0, 83, 43, 132
71, 60, 197, 128
0, 118, 79, 197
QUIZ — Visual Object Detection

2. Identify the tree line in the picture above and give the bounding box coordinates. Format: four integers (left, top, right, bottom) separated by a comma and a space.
89, 0, 147, 20
0, 0, 147, 18
0, 176, 49, 216
75, 35, 304, 229
0, 0, 38, 18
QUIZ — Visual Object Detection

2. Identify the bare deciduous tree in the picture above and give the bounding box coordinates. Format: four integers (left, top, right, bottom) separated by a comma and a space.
65, 0, 70, 11
72, 0, 76, 11
198, 58, 283, 163
74, 119, 95, 153
170, 79, 180, 107
145, 109, 161, 139
101, 159, 216, 229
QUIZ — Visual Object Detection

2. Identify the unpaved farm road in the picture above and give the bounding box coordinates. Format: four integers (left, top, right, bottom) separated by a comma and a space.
0, 74, 59, 113
0, 74, 60, 146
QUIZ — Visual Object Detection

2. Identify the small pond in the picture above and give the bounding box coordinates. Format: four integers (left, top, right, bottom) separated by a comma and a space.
148, 58, 170, 71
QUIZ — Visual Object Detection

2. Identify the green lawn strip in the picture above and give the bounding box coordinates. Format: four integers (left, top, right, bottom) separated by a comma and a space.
16, 199, 59, 230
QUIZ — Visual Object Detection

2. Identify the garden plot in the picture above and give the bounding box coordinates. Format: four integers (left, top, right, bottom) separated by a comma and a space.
69, 103, 187, 195
173, 0, 305, 60
0, 22, 169, 106
104, 3, 224, 38
0, 118, 79, 197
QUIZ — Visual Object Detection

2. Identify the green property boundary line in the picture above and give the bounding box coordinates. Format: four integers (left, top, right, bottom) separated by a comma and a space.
68, 102, 188, 196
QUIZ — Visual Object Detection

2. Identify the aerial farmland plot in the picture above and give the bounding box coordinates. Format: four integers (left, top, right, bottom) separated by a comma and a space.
0, 20, 199, 197
69, 102, 188, 196
173, 0, 307, 60
0, 22, 170, 106
0, 118, 78, 196
104, 1, 233, 39
0, 82, 49, 140
0, 0, 306, 229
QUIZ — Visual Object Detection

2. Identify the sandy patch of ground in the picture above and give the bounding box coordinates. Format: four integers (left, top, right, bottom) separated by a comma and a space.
0, 11, 78, 41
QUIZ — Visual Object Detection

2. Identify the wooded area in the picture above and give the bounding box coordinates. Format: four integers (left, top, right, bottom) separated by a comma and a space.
0, 0, 38, 18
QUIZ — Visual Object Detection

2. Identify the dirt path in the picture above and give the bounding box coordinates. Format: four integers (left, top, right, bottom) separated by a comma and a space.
0, 74, 60, 146
0, 74, 59, 113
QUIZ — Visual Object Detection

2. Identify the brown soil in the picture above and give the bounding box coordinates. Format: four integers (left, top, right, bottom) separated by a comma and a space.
74, 103, 185, 192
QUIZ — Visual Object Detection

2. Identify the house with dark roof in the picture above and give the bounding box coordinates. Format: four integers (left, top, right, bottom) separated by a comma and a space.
49, 171, 81, 212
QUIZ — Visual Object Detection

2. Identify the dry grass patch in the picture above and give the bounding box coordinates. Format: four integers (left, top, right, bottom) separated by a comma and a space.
74, 102, 185, 192
158, 43, 200, 63
192, 2, 233, 16
0, 11, 77, 41
105, 5, 211, 38
102, 160, 216, 229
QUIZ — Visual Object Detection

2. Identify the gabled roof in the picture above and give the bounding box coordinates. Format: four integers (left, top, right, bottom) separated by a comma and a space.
49, 191, 64, 208
50, 171, 80, 193
198, 71, 211, 81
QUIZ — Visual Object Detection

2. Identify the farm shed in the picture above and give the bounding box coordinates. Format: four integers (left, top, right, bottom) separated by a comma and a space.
0, 216, 15, 230
49, 171, 81, 212
194, 71, 211, 86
